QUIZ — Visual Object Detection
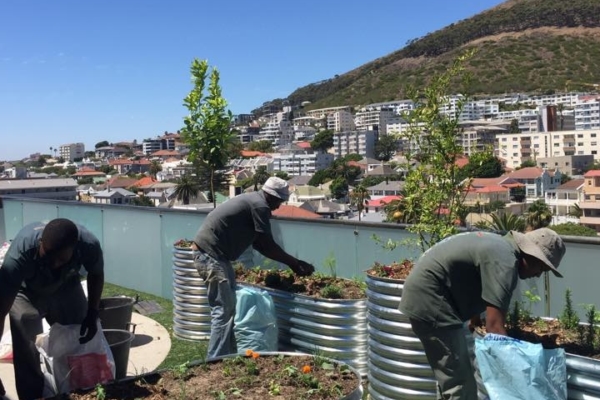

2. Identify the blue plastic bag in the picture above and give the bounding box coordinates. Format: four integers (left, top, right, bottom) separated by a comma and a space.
234, 287, 278, 352
475, 333, 567, 400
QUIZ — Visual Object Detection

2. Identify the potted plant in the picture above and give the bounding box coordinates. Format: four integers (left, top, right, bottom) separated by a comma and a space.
474, 288, 600, 398
172, 239, 211, 341
235, 253, 368, 377
51, 351, 363, 399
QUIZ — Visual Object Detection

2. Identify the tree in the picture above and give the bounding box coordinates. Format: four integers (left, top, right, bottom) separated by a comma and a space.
567, 204, 582, 218
252, 166, 271, 191
275, 171, 290, 180
194, 160, 230, 196
329, 177, 348, 200
181, 59, 234, 208
395, 50, 476, 251
461, 148, 504, 178
308, 169, 331, 186
486, 212, 527, 233
95, 141, 110, 149
77, 177, 94, 185
374, 134, 399, 161
247, 140, 273, 153
350, 185, 370, 221
149, 160, 162, 179
310, 130, 334, 152
174, 174, 200, 205
343, 153, 362, 162
560, 174, 571, 184
519, 160, 537, 169
509, 119, 520, 133
131, 195, 155, 207
227, 137, 244, 159
526, 200, 553, 230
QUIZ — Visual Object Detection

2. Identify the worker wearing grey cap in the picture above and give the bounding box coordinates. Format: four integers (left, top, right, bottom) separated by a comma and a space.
399, 228, 566, 400
192, 177, 315, 358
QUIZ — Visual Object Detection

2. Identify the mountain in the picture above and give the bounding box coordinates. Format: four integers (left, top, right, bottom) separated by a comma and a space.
255, 0, 600, 113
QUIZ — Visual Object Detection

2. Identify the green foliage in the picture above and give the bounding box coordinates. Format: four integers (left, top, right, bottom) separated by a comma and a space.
329, 176, 348, 200
461, 148, 504, 178
173, 174, 200, 205
310, 130, 334, 152
485, 212, 527, 233
567, 204, 583, 218
396, 50, 475, 251
181, 58, 234, 208
323, 252, 337, 279
95, 141, 110, 149
252, 165, 271, 191
550, 222, 596, 237
149, 160, 162, 178
246, 140, 273, 153
349, 185, 370, 221
131, 195, 155, 207
519, 160, 537, 169
526, 200, 553, 230
321, 284, 343, 299
274, 171, 290, 180
584, 305, 599, 350
559, 288, 580, 330
308, 169, 330, 186
343, 153, 363, 162
374, 134, 399, 161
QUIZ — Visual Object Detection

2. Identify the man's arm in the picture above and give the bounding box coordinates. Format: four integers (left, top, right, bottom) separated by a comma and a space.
485, 304, 507, 335
86, 271, 104, 311
253, 233, 314, 276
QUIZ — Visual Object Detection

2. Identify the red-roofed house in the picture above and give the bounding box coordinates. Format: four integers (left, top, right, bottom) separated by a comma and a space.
273, 205, 322, 219
366, 195, 402, 212
240, 150, 266, 158
580, 172, 600, 231
131, 176, 157, 188
296, 141, 312, 150
72, 168, 106, 179
151, 150, 182, 160
108, 159, 151, 175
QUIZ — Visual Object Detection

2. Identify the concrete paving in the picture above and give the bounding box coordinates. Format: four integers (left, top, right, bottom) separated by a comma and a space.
0, 312, 171, 399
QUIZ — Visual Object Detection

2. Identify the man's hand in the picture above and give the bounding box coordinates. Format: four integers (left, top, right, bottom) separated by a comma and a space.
79, 308, 99, 344
293, 260, 315, 276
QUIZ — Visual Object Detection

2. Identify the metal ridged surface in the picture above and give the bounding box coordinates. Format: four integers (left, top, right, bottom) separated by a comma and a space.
238, 282, 368, 376
366, 274, 437, 399
565, 351, 600, 399
172, 247, 210, 341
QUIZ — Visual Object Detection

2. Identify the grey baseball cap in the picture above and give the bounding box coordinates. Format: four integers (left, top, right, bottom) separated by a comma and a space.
262, 177, 290, 201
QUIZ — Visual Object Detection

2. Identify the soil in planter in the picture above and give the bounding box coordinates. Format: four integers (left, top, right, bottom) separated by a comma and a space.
54, 353, 359, 400
475, 318, 600, 359
235, 266, 365, 300
173, 239, 195, 248
365, 260, 414, 280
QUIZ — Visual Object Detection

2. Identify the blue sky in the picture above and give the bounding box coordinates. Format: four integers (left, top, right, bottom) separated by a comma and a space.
0, 0, 504, 161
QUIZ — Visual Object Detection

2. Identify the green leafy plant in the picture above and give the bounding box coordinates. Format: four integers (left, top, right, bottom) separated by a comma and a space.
323, 252, 337, 279
584, 305, 599, 351
559, 288, 580, 330
94, 383, 106, 400
321, 284, 343, 299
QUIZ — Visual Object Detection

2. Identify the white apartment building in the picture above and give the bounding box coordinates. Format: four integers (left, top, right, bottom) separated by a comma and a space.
142, 137, 175, 155
355, 108, 395, 135
440, 96, 500, 121
459, 121, 508, 156
574, 95, 600, 131
327, 110, 355, 132
293, 126, 317, 141
271, 144, 333, 176
59, 143, 85, 162
333, 130, 377, 159
496, 129, 600, 168
362, 100, 415, 115
256, 112, 294, 146
304, 106, 352, 120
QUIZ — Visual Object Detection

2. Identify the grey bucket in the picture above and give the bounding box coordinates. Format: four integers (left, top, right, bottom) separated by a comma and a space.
99, 296, 137, 330
104, 329, 135, 380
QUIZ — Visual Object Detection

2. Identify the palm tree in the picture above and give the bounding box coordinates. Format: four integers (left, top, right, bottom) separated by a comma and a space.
487, 212, 527, 233
350, 185, 370, 221
526, 200, 553, 231
49, 147, 53, 157
252, 166, 271, 191
149, 160, 162, 179
174, 174, 200, 205
567, 203, 583, 218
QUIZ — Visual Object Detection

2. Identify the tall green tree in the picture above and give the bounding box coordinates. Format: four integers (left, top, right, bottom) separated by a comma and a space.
194, 160, 230, 197
181, 59, 234, 208
247, 140, 273, 153
310, 130, 334, 152
329, 176, 349, 200
374, 134, 399, 161
174, 174, 200, 205
462, 148, 504, 178
396, 50, 475, 251
252, 166, 271, 191
149, 160, 162, 179
509, 119, 520, 133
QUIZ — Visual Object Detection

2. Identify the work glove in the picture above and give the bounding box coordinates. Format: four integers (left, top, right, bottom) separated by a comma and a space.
0, 376, 5, 397
79, 308, 99, 344
294, 260, 315, 277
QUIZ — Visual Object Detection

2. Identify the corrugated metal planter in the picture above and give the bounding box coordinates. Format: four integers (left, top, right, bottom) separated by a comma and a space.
172, 246, 211, 341
566, 353, 600, 399
366, 273, 437, 400
237, 282, 368, 377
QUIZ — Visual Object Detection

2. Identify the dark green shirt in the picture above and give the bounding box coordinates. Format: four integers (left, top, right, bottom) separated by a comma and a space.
399, 231, 521, 328
0, 222, 103, 300
194, 191, 272, 261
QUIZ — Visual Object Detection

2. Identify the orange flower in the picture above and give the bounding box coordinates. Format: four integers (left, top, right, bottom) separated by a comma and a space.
252, 351, 260, 359
245, 349, 254, 357
302, 365, 311, 374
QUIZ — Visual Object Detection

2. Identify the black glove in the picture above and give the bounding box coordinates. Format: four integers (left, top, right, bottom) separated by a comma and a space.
0, 376, 5, 397
79, 308, 99, 344
294, 260, 315, 276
